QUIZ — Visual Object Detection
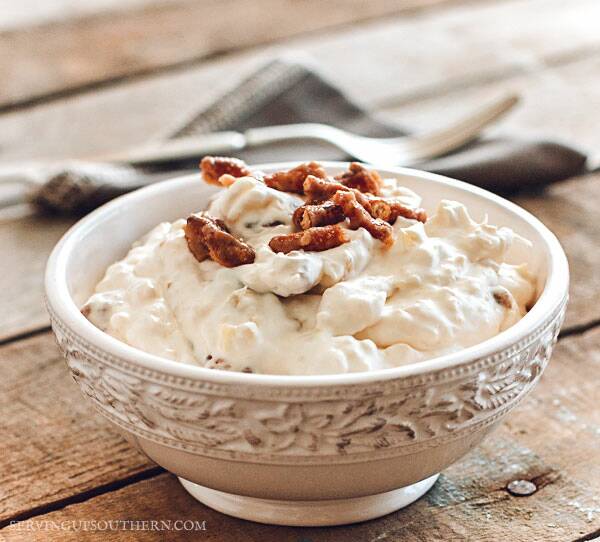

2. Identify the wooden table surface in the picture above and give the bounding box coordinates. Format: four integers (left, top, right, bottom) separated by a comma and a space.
1, 1, 599, 540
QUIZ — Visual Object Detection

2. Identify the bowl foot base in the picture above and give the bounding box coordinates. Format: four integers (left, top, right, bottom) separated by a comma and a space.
178, 473, 439, 526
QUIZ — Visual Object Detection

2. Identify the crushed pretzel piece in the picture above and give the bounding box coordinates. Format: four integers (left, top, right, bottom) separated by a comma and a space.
185, 213, 255, 267
332, 191, 394, 247
335, 162, 382, 195
303, 175, 425, 224
207, 357, 232, 370
184, 214, 211, 262
269, 225, 349, 254
493, 288, 514, 309
292, 201, 345, 230
366, 198, 427, 224
264, 162, 326, 194
303, 175, 370, 206
201, 156, 252, 186
302, 175, 342, 202
202, 223, 255, 267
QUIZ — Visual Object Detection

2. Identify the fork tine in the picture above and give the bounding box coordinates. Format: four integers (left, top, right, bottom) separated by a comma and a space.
396, 93, 520, 165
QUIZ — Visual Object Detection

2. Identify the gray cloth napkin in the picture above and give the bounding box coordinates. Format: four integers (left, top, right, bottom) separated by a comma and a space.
32, 59, 588, 214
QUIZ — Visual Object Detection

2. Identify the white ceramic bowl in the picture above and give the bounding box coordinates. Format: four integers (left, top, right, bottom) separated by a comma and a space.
45, 163, 568, 526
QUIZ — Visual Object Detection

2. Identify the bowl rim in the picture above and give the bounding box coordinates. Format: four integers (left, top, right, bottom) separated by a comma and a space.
45, 161, 569, 387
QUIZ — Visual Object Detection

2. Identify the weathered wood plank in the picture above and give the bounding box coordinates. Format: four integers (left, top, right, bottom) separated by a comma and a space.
0, 333, 152, 523
513, 173, 600, 332
2, 326, 600, 540
0, 0, 463, 111
0, 0, 163, 32
305, 0, 600, 111
0, 216, 73, 341
0, 53, 261, 162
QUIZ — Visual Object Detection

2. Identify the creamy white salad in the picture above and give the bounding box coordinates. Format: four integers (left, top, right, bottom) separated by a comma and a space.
83, 164, 536, 375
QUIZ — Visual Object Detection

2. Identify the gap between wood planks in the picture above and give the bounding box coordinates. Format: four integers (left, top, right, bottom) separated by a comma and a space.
0, 467, 164, 530
0, 325, 51, 348
572, 529, 600, 542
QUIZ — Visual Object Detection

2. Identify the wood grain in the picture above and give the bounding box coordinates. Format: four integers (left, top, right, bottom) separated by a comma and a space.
0, 0, 164, 32
0, 215, 73, 341
514, 173, 600, 332
0, 333, 152, 524
2, 326, 599, 540
0, 0, 464, 111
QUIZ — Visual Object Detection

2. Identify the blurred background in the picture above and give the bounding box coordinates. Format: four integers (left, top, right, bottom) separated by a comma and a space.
1, 0, 598, 162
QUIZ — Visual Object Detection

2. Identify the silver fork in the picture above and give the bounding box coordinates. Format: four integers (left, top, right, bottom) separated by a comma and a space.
0, 93, 518, 212
245, 94, 519, 166
104, 93, 519, 167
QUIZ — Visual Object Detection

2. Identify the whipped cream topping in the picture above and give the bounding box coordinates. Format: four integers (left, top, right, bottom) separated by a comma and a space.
83, 175, 536, 375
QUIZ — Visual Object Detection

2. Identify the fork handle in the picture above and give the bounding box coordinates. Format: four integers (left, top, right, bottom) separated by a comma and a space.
96, 131, 246, 165
245, 123, 342, 147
